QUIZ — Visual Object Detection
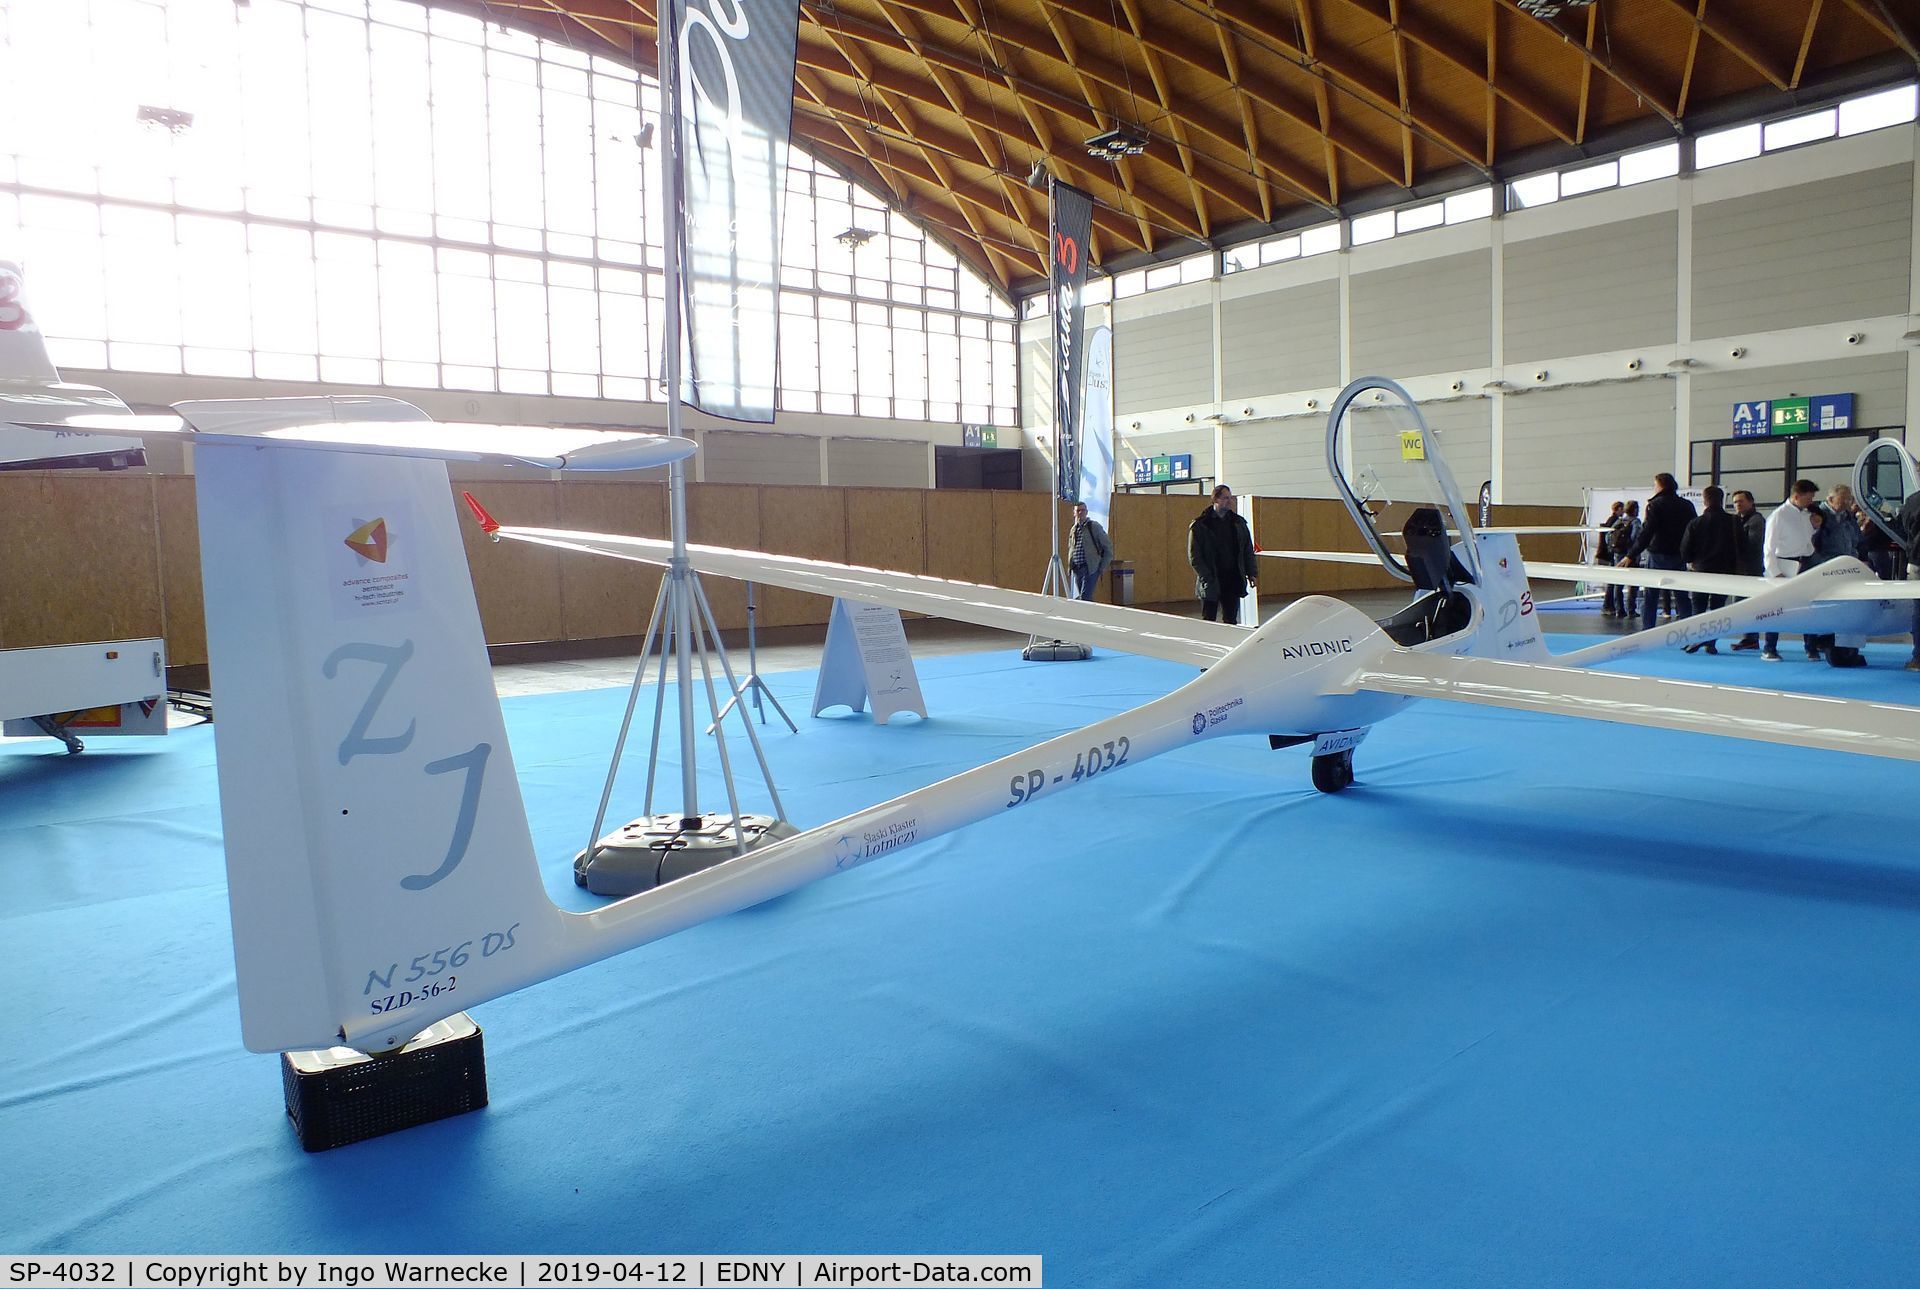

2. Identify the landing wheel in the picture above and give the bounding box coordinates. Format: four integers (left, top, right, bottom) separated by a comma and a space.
1311, 748, 1355, 794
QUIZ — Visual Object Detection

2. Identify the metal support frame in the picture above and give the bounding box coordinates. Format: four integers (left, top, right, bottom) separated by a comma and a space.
580, 4, 788, 869
708, 582, 798, 733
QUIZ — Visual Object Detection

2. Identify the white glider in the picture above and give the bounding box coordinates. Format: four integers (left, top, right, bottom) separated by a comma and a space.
11, 281, 1920, 1059
1267, 436, 1920, 664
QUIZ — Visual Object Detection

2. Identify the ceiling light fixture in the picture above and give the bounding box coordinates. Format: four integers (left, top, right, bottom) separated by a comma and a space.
1025, 160, 1048, 188
835, 227, 877, 251
1515, 0, 1596, 18
1084, 126, 1149, 159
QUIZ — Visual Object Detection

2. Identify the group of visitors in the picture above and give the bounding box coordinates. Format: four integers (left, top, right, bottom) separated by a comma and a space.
1598, 472, 1909, 666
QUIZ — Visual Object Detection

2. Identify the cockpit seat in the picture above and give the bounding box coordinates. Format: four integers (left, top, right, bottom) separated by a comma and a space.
1378, 507, 1474, 646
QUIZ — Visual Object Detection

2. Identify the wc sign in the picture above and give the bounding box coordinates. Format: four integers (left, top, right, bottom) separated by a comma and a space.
1731, 400, 1771, 439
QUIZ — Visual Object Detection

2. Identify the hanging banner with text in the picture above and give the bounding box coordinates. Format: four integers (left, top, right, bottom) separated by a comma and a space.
1080, 323, 1114, 530
1049, 180, 1094, 501
668, 0, 800, 421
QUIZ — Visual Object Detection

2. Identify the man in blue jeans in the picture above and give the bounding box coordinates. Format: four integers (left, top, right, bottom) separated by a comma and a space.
1066, 501, 1112, 602
1620, 472, 1697, 632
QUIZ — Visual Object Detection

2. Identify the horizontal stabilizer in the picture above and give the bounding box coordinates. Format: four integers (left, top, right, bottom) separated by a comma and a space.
1351, 648, 1920, 762
490, 523, 1244, 668
1, 390, 695, 473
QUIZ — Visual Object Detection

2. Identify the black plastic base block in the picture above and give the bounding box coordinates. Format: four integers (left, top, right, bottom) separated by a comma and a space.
1022, 640, 1092, 662
281, 1014, 487, 1151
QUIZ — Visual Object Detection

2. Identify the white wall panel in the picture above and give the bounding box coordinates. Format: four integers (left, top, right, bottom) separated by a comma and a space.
1224, 416, 1335, 498
1422, 398, 1493, 491
827, 438, 930, 488
1505, 212, 1679, 361
1350, 251, 1492, 376
1692, 164, 1913, 339
702, 429, 822, 485
1221, 279, 1340, 399
1687, 352, 1912, 440
1115, 305, 1214, 412
1500, 378, 1678, 504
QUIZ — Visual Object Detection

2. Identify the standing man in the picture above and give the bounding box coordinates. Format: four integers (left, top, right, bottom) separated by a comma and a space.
1760, 478, 1820, 661
1730, 489, 1768, 651
1189, 484, 1258, 624
1621, 473, 1697, 631
1679, 485, 1740, 654
1066, 501, 1113, 602
1598, 500, 1626, 617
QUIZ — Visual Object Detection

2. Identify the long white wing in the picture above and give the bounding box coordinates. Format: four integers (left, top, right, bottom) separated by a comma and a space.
1350, 648, 1920, 761
494, 524, 1245, 668
1266, 548, 1920, 602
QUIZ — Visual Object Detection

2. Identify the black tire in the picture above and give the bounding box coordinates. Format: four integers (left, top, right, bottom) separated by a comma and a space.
1311, 748, 1355, 794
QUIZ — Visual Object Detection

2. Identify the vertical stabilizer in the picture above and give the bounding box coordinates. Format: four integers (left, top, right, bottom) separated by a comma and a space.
1470, 532, 1551, 661
195, 442, 564, 1052
0, 261, 59, 383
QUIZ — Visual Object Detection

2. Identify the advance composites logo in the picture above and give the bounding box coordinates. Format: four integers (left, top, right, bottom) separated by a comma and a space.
330, 505, 415, 616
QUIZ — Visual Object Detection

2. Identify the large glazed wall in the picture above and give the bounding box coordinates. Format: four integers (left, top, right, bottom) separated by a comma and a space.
1022, 121, 1918, 509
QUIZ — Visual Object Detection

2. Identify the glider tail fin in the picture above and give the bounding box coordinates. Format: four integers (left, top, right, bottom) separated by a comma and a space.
0, 261, 60, 383
1469, 531, 1552, 661
194, 439, 563, 1054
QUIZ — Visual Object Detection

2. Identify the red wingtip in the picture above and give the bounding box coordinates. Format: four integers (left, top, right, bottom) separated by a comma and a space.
461, 490, 501, 534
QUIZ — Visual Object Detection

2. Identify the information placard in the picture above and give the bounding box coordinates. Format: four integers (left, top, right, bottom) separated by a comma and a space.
811, 598, 927, 725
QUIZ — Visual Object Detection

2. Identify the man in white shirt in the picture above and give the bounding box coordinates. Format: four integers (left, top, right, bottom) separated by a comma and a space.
1759, 478, 1819, 661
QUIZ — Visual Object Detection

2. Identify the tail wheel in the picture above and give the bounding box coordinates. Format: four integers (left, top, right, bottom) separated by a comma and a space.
1311, 748, 1355, 794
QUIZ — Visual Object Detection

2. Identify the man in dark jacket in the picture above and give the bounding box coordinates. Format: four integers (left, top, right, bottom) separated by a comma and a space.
1679, 485, 1740, 654
1598, 500, 1626, 617
1189, 485, 1257, 624
1621, 472, 1697, 631
1730, 489, 1768, 650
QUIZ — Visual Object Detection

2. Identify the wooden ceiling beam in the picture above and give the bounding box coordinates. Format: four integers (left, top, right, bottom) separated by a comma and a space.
1791, 0, 1826, 88
1205, 0, 1490, 174
1677, 0, 1707, 116
1295, 0, 1343, 202
939, 0, 1156, 247
858, 0, 1043, 233
864, 0, 1333, 208
1646, 0, 1792, 90
1485, 1, 1498, 164
1387, 0, 1415, 185
1837, 0, 1920, 63
1577, 2, 1596, 142
1488, 0, 1682, 129
1215, 21, 1277, 218
1329, 0, 1579, 146
1034, 0, 1405, 188
792, 106, 1139, 253
1112, 0, 1246, 234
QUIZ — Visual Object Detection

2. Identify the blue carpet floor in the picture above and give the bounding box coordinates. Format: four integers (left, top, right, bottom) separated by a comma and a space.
3, 635, 1920, 1286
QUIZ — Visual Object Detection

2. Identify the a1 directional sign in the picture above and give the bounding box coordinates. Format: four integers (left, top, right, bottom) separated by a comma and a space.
1732, 400, 1771, 439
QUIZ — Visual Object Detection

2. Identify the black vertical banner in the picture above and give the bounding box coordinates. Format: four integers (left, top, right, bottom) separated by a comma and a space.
1049, 180, 1094, 501
668, 0, 801, 422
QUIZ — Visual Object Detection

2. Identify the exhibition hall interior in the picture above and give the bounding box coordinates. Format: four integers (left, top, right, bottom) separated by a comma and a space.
4, 0, 1920, 1281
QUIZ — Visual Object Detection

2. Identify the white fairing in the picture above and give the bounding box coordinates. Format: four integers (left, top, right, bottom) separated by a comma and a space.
0, 639, 165, 722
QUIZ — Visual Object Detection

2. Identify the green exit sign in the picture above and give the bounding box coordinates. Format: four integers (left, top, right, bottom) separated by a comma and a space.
1150, 455, 1172, 482
1771, 397, 1810, 434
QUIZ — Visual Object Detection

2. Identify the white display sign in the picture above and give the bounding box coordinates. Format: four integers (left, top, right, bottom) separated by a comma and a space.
811, 598, 927, 725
